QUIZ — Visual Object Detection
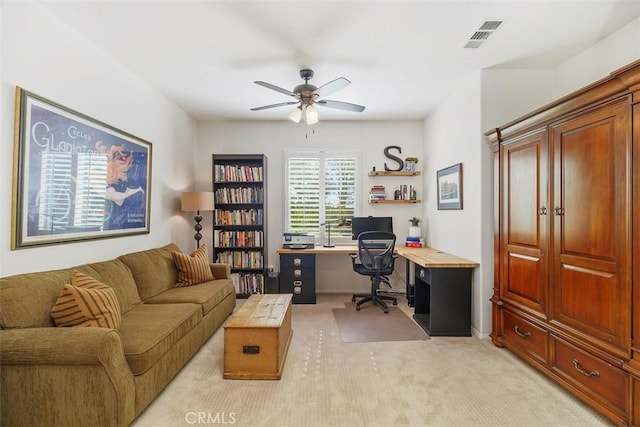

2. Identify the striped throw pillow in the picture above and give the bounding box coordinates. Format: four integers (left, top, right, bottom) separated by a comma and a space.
172, 244, 215, 287
50, 272, 121, 329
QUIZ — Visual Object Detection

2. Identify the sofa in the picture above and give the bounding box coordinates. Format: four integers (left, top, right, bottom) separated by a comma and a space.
0, 243, 236, 427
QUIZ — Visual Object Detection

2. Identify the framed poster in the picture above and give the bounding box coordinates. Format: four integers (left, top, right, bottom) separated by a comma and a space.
437, 163, 463, 210
11, 87, 152, 249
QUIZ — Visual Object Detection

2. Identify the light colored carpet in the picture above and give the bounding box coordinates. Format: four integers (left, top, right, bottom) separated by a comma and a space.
132, 293, 611, 427
332, 301, 428, 343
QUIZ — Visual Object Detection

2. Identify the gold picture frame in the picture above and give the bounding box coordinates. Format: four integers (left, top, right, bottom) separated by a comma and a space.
11, 87, 152, 249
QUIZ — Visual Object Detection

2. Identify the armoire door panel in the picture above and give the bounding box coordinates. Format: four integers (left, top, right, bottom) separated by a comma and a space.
560, 121, 615, 260
551, 99, 631, 350
505, 250, 543, 311
556, 262, 617, 340
501, 129, 548, 315
506, 143, 542, 247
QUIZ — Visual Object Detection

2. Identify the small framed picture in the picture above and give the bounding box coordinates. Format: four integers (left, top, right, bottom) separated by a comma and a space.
437, 163, 463, 210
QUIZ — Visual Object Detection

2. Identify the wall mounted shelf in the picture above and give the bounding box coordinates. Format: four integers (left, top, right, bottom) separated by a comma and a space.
368, 171, 421, 176
369, 199, 421, 204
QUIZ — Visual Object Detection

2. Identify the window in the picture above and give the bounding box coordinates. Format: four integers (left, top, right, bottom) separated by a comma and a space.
285, 150, 360, 242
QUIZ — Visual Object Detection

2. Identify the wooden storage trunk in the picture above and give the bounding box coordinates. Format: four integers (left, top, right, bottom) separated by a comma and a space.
224, 293, 293, 380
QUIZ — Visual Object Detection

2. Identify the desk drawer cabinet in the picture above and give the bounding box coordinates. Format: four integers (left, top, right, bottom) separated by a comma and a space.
279, 254, 316, 304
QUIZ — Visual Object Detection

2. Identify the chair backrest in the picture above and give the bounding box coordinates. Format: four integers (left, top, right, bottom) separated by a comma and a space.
357, 231, 396, 272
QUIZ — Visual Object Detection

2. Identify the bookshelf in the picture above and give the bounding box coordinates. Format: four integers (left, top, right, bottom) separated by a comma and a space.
368, 171, 421, 176
212, 154, 267, 297
368, 170, 421, 204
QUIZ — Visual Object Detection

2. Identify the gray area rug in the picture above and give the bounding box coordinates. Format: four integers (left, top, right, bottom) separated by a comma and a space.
332, 301, 429, 342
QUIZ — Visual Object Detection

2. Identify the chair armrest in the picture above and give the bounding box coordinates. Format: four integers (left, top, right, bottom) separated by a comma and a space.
210, 262, 231, 279
349, 253, 358, 268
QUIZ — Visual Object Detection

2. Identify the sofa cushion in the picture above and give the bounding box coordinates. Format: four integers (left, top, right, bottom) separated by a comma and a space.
1, 268, 76, 328
0, 259, 140, 329
172, 245, 215, 287
118, 303, 201, 375
118, 244, 180, 300
144, 279, 234, 316
75, 259, 142, 314
50, 272, 121, 329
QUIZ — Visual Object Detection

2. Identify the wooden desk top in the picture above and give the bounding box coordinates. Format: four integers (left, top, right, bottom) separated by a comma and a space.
396, 246, 479, 268
277, 245, 479, 268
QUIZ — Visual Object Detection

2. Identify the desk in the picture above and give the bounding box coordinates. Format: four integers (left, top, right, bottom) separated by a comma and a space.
396, 247, 479, 336
276, 246, 479, 336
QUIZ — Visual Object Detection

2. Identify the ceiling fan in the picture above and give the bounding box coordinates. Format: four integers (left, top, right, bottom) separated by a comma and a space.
250, 69, 365, 125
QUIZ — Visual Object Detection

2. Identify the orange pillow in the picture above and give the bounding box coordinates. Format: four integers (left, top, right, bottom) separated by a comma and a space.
172, 244, 215, 287
51, 272, 121, 329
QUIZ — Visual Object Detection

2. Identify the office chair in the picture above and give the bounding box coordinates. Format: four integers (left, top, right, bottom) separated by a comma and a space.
349, 231, 398, 313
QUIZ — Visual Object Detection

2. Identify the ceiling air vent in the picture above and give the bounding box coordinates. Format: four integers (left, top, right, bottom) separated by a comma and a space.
463, 19, 504, 49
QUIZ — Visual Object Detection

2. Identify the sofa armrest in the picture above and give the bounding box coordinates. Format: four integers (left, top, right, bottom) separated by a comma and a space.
0, 328, 135, 426
210, 262, 231, 279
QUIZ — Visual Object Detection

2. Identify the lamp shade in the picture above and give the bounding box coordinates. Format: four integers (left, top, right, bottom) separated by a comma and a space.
288, 106, 303, 123
305, 104, 319, 125
181, 191, 214, 212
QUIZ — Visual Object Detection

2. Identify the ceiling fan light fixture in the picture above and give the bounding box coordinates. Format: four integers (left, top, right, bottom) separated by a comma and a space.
288, 106, 303, 123
305, 104, 319, 125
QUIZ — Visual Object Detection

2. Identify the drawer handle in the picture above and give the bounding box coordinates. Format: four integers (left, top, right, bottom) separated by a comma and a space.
514, 325, 531, 338
572, 359, 600, 377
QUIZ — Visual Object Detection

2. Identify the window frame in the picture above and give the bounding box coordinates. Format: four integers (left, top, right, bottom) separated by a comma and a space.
283, 149, 361, 245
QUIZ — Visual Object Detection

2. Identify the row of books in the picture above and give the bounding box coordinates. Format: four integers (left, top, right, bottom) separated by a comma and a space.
214, 165, 263, 183
215, 251, 263, 269
405, 236, 424, 248
214, 187, 264, 204
214, 230, 264, 248
369, 185, 386, 201
230, 273, 264, 295
214, 209, 263, 226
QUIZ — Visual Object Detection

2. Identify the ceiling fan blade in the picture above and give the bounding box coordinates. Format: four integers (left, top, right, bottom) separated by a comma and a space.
254, 81, 297, 97
316, 99, 365, 112
313, 77, 351, 98
250, 101, 299, 111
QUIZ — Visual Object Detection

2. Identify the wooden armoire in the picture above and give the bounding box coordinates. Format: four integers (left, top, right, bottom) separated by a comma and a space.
486, 60, 639, 425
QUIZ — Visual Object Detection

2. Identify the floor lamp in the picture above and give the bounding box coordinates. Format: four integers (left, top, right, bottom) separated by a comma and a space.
181, 191, 215, 248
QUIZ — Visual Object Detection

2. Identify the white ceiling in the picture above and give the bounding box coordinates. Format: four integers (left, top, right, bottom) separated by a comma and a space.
40, 0, 640, 121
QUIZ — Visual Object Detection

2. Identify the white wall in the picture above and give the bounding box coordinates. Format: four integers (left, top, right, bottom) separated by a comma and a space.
423, 72, 491, 337
196, 120, 424, 293
554, 17, 640, 98
0, 2, 197, 276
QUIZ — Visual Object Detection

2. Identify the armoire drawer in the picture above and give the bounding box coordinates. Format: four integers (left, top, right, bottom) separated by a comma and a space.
551, 336, 628, 416
502, 310, 547, 363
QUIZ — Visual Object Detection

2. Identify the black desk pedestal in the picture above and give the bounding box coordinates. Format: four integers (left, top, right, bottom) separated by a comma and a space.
413, 265, 472, 336
279, 253, 316, 304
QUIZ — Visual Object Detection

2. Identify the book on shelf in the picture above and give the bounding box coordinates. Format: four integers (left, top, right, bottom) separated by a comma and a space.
369, 185, 386, 201
214, 165, 263, 182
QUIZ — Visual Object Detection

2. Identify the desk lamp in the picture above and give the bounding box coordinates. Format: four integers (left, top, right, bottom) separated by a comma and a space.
181, 191, 215, 248
320, 222, 334, 248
